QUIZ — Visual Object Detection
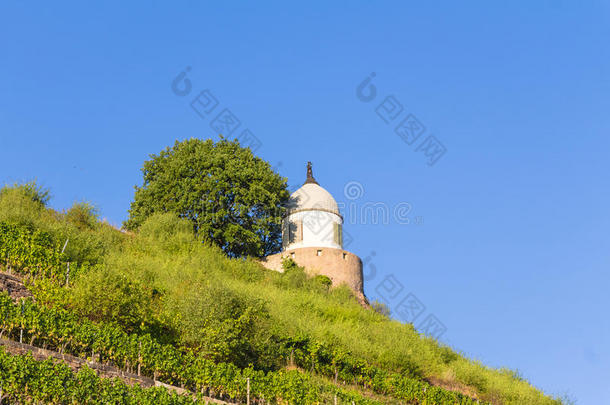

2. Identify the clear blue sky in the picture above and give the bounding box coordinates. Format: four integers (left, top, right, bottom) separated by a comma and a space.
1, 2, 608, 403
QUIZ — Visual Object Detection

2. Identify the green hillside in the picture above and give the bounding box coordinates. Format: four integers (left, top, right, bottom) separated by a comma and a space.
0, 182, 565, 404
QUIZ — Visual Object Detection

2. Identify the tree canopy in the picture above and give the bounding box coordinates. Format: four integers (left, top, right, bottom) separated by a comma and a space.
124, 138, 289, 257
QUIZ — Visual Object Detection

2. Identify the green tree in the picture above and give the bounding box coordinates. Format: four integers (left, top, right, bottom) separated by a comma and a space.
124, 138, 289, 257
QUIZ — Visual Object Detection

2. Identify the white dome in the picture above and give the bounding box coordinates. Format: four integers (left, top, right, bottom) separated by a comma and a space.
287, 183, 341, 217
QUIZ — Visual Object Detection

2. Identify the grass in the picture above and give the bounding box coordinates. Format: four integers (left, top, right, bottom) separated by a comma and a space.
0, 182, 566, 405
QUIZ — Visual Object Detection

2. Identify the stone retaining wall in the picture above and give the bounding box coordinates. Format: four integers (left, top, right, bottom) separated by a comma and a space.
0, 271, 31, 301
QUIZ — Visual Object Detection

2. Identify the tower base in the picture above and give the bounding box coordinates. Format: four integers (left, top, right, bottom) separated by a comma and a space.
260, 247, 367, 304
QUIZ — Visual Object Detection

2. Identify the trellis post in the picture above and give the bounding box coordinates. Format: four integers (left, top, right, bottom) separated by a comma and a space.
19, 300, 24, 344
138, 341, 142, 376
65, 262, 70, 286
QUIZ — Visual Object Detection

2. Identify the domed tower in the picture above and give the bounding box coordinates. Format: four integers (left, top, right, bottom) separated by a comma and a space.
282, 162, 343, 250
261, 162, 366, 303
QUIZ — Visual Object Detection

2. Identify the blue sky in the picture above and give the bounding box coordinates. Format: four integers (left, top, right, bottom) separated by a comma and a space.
1, 1, 608, 403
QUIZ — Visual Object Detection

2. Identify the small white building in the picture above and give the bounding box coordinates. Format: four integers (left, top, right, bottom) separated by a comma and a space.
282, 162, 343, 250
261, 162, 366, 304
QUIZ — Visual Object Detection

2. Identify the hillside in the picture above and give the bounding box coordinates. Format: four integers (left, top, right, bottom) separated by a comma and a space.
0, 183, 565, 404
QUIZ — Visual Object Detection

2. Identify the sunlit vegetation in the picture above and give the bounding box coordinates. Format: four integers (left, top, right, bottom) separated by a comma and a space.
0, 182, 565, 404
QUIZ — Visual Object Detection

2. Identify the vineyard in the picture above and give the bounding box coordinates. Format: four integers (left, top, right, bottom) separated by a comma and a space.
0, 289, 481, 404
0, 221, 489, 404
0, 348, 200, 404
0, 222, 63, 279
0, 183, 565, 405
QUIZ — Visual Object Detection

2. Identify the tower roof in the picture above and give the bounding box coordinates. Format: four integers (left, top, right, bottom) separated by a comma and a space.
286, 162, 340, 217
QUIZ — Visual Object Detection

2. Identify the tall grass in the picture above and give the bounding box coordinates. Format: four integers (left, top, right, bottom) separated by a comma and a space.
0, 184, 565, 405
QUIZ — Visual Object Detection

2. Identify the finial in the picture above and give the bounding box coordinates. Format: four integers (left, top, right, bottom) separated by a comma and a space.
304, 161, 318, 185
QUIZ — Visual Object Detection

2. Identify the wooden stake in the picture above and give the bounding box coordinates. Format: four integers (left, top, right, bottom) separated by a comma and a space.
138, 341, 142, 376
65, 262, 70, 286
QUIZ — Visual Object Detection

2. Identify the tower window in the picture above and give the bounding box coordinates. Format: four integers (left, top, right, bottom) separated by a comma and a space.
343, 253, 347, 260
296, 220, 303, 242
287, 220, 303, 244
317, 249, 322, 256
333, 223, 343, 246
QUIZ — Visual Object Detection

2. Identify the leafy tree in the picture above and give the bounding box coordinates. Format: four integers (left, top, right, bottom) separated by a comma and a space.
124, 138, 289, 257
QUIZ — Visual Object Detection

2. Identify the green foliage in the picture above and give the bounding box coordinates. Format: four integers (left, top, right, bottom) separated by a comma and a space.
164, 283, 268, 367
0, 183, 126, 267
277, 259, 333, 295
0, 349, 198, 404
0, 183, 48, 227
439, 345, 459, 364
0, 285, 493, 405
136, 212, 199, 257
0, 293, 382, 404
278, 258, 308, 289
0, 180, 50, 206
138, 212, 194, 242
281, 257, 299, 271
313, 275, 332, 290
0, 184, 567, 405
64, 201, 99, 230
124, 138, 290, 258
70, 264, 162, 335
371, 300, 391, 317
0, 222, 64, 278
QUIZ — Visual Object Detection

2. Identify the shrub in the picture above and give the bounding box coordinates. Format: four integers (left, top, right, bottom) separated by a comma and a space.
64, 202, 99, 230
0, 180, 51, 206
371, 300, 391, 317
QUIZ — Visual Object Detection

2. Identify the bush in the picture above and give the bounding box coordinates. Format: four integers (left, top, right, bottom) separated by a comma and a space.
0, 180, 50, 206
70, 264, 163, 335
0, 183, 48, 226
277, 258, 308, 289
138, 212, 194, 241
313, 275, 332, 290
371, 300, 391, 317
163, 283, 269, 367
64, 202, 99, 230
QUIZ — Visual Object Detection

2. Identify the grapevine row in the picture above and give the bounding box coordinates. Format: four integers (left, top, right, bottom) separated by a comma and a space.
0, 293, 479, 405
0, 222, 63, 278
0, 293, 378, 404
0, 348, 202, 404
0, 221, 484, 404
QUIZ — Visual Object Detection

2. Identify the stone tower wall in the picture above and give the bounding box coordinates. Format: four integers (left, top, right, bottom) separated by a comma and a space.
260, 247, 365, 301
